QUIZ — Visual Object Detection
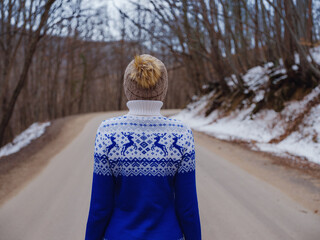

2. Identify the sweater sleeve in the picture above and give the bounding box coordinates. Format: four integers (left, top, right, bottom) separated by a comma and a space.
85, 122, 115, 240
174, 126, 202, 240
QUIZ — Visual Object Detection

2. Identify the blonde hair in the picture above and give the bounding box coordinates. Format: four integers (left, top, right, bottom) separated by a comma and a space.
130, 55, 161, 89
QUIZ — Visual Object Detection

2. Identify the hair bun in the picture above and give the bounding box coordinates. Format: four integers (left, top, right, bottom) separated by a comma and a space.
130, 55, 161, 89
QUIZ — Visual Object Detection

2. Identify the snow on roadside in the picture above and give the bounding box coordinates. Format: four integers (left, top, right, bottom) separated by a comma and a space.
0, 122, 51, 158
256, 103, 320, 164
171, 86, 320, 165
169, 45, 320, 165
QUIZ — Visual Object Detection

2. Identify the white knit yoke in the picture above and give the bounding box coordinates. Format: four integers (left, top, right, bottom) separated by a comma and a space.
126, 100, 164, 116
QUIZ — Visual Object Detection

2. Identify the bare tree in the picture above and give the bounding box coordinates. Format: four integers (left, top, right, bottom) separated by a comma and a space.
0, 0, 57, 146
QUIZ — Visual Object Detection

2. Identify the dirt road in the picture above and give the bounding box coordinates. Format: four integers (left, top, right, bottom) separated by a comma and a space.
0, 111, 319, 240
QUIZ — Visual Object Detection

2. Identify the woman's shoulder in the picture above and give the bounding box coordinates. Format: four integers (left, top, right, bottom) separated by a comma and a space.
167, 117, 193, 132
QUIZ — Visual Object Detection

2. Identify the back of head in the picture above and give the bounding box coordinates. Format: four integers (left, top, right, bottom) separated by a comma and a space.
123, 54, 168, 101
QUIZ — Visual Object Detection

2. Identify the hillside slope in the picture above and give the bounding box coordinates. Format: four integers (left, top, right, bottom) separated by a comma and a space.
171, 47, 320, 165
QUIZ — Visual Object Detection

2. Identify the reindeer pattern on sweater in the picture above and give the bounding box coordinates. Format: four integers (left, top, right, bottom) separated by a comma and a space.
93, 115, 195, 178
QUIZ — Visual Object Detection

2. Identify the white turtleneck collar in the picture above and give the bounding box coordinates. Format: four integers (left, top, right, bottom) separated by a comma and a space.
125, 100, 164, 116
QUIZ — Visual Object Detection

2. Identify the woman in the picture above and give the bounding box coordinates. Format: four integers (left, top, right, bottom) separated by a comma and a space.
85, 54, 202, 240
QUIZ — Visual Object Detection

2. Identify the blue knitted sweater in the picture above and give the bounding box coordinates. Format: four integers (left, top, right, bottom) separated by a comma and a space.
85, 101, 201, 240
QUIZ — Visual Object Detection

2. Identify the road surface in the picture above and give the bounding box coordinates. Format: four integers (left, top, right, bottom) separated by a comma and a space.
0, 111, 319, 240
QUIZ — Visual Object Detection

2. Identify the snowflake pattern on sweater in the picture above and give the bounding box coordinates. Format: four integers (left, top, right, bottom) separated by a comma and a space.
93, 115, 195, 177
85, 114, 201, 240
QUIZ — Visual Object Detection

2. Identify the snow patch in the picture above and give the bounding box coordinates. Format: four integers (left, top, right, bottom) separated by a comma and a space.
169, 45, 320, 164
0, 122, 51, 158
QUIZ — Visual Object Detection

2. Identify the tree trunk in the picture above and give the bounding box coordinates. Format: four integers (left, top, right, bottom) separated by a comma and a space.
0, 0, 56, 146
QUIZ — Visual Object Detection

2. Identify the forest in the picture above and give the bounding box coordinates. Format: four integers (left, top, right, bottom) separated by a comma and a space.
0, 0, 319, 147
